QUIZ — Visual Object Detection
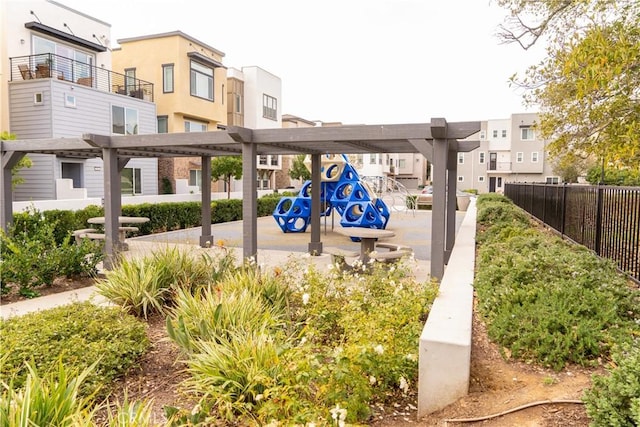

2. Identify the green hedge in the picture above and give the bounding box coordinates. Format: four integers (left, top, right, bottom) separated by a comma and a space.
11, 195, 285, 241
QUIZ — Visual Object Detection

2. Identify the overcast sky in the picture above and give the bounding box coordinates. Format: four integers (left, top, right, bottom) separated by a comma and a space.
57, 0, 545, 125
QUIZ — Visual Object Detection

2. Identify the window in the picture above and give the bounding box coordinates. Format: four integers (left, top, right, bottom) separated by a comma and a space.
125, 68, 136, 93
370, 155, 376, 164
235, 94, 242, 113
516, 152, 524, 163
64, 93, 76, 108
270, 155, 279, 166
162, 64, 174, 93
480, 130, 486, 139
262, 94, 277, 120
521, 127, 535, 140
34, 92, 43, 105
457, 176, 464, 182
189, 169, 202, 188
398, 159, 406, 168
190, 60, 214, 101
546, 176, 560, 184
492, 130, 498, 138
497, 177, 503, 187
112, 106, 139, 135
478, 176, 485, 182
479, 152, 485, 164
501, 129, 507, 138
458, 153, 464, 164
531, 152, 539, 162
184, 120, 207, 132
157, 116, 168, 133
259, 155, 268, 165
121, 167, 141, 195
32, 35, 94, 82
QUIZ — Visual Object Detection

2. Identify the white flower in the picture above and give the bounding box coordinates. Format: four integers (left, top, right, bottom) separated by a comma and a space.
302, 293, 310, 305
399, 376, 409, 394
369, 375, 377, 385
405, 353, 417, 362
389, 265, 396, 272
255, 393, 264, 401
330, 404, 347, 426
299, 337, 307, 346
327, 263, 334, 270
374, 344, 384, 355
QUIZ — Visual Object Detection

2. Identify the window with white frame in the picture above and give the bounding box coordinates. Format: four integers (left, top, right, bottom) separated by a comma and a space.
480, 130, 486, 139
516, 152, 524, 163
184, 120, 207, 132
398, 159, 406, 168
546, 176, 560, 184
479, 152, 485, 164
112, 106, 138, 135
532, 152, 539, 162
190, 60, 214, 101
162, 64, 174, 93
32, 35, 94, 82
189, 169, 202, 188
458, 153, 464, 164
235, 94, 242, 113
369, 154, 376, 164
521, 127, 535, 140
478, 176, 485, 182
501, 129, 507, 138
259, 155, 268, 165
64, 93, 76, 108
121, 167, 141, 195
270, 155, 279, 166
457, 176, 464, 182
263, 94, 277, 120
492, 130, 498, 138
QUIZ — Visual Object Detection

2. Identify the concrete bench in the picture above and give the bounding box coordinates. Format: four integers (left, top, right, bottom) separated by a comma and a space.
73, 228, 98, 244
324, 246, 359, 270
375, 242, 413, 253
369, 249, 411, 263
80, 232, 106, 241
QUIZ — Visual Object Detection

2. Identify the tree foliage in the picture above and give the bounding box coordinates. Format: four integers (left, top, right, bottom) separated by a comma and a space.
288, 154, 311, 181
211, 156, 243, 199
1, 131, 33, 188
497, 0, 640, 170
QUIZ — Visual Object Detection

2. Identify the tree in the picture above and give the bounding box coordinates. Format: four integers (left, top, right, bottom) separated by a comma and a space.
497, 0, 640, 170
289, 154, 311, 182
1, 131, 33, 188
550, 151, 595, 183
211, 156, 242, 199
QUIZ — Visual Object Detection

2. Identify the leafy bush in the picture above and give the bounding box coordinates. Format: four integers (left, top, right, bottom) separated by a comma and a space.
97, 246, 237, 318
0, 361, 97, 427
584, 342, 640, 426
169, 260, 437, 424
475, 194, 640, 370
1, 214, 102, 297
0, 302, 148, 397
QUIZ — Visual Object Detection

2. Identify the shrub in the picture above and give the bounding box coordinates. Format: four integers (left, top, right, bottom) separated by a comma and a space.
0, 361, 97, 427
0, 302, 148, 397
474, 194, 640, 370
584, 342, 640, 426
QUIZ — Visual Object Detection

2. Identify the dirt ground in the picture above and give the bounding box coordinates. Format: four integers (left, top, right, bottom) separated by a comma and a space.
2, 280, 597, 426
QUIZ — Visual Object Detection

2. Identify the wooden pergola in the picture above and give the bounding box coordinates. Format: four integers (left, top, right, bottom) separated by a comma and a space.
1, 118, 479, 279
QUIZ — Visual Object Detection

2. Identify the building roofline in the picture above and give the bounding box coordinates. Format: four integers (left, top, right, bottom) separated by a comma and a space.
117, 31, 225, 57
47, 0, 111, 27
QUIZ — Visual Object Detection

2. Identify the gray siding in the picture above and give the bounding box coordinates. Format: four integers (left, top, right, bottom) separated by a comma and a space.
9, 79, 158, 200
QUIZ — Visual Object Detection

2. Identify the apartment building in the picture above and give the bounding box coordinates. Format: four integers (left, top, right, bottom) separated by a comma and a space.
225, 66, 283, 191
457, 113, 557, 193
3, 0, 158, 201
112, 31, 227, 194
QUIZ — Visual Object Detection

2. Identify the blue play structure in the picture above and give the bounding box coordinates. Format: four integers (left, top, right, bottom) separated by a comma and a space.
273, 154, 390, 234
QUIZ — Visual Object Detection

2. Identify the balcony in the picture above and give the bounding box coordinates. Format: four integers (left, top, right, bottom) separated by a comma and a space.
10, 53, 153, 102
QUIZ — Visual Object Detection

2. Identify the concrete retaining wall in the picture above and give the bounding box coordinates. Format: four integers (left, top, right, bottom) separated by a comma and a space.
417, 198, 476, 418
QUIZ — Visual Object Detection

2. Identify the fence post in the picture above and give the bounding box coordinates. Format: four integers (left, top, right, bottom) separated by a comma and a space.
542, 184, 547, 224
561, 183, 567, 237
595, 185, 603, 256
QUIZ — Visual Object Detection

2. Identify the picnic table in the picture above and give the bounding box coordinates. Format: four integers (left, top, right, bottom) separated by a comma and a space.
85, 216, 150, 250
335, 227, 395, 264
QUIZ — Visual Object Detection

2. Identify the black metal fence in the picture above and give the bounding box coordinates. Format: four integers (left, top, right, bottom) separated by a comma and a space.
10, 53, 153, 102
505, 183, 640, 283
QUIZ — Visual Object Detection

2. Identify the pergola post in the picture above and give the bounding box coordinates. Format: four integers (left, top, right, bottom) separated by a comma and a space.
200, 155, 213, 247
430, 118, 448, 280
242, 142, 257, 261
308, 153, 322, 255
1, 150, 24, 232
102, 147, 121, 270
445, 147, 458, 263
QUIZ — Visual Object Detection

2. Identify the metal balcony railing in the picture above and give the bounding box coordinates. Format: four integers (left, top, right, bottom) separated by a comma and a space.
487, 161, 512, 172
9, 53, 153, 102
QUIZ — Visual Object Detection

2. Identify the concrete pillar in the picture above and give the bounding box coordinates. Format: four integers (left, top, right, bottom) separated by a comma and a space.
200, 155, 213, 247
102, 147, 121, 270
430, 118, 448, 280
308, 153, 322, 255
242, 143, 257, 261
1, 151, 24, 232
445, 147, 457, 263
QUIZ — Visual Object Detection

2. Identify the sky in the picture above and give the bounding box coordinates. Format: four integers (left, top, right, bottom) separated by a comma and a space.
57, 0, 546, 125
